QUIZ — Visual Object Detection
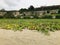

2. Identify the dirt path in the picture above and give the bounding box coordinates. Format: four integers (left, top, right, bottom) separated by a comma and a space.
0, 29, 60, 45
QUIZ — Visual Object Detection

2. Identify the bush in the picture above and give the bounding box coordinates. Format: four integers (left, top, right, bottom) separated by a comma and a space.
43, 15, 52, 19
4, 12, 15, 18
56, 15, 60, 19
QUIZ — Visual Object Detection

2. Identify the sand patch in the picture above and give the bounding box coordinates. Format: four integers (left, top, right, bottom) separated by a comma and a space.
0, 29, 60, 45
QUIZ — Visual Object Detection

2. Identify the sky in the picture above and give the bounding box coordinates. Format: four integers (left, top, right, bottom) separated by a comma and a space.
0, 0, 60, 10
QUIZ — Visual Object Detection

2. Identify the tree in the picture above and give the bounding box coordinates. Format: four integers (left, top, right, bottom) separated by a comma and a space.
0, 9, 5, 11
19, 8, 27, 13
28, 5, 34, 11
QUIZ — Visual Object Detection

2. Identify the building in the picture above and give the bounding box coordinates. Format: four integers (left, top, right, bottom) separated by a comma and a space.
0, 5, 60, 18
21, 5, 60, 18
0, 10, 20, 18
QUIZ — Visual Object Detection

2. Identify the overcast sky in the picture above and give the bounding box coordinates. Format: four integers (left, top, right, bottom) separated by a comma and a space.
0, 0, 60, 10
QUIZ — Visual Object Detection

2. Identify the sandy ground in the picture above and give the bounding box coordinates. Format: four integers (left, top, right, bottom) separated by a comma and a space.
0, 29, 60, 45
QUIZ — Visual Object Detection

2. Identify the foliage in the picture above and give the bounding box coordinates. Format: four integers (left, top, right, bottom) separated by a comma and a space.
19, 8, 27, 13
28, 5, 34, 11
0, 19, 60, 35
4, 12, 15, 18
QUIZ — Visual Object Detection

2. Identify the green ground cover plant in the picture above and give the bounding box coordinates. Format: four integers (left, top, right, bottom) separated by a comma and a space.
0, 19, 60, 34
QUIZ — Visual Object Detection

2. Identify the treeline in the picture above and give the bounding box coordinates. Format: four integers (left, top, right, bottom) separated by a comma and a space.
19, 5, 60, 19
0, 5, 60, 19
